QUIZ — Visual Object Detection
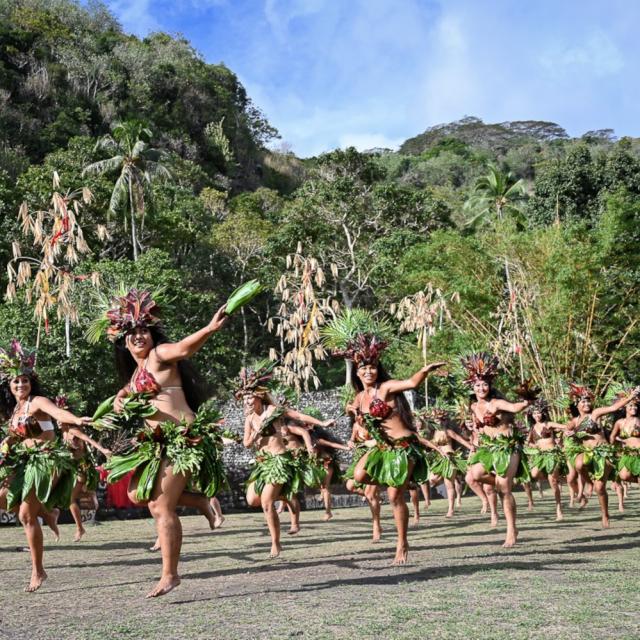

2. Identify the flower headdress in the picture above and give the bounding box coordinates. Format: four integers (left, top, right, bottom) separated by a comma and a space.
86, 285, 165, 344
0, 340, 36, 382
568, 383, 595, 403
460, 352, 499, 387
603, 381, 637, 406
333, 333, 388, 367
234, 360, 277, 400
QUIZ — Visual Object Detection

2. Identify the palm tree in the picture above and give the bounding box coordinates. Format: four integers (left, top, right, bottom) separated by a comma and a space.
465, 163, 527, 378
464, 163, 526, 228
83, 120, 171, 260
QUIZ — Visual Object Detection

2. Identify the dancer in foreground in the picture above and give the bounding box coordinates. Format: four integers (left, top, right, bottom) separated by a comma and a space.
340, 333, 444, 565
0, 341, 93, 591
238, 362, 334, 558
93, 289, 230, 597
464, 354, 531, 548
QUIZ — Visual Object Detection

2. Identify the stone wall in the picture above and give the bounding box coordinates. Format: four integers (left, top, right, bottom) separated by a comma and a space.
218, 388, 356, 509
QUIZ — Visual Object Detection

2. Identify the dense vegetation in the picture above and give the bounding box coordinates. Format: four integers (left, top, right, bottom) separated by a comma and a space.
2, 0, 640, 413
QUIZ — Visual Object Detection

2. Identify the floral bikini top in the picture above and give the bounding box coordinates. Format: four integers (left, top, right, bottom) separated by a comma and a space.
9, 397, 55, 440
531, 424, 555, 442
128, 354, 181, 398
620, 421, 640, 438
575, 416, 600, 436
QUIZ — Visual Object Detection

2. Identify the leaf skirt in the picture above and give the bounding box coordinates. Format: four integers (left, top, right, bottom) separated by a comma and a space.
363, 437, 429, 488
247, 450, 297, 500
582, 444, 617, 481
524, 446, 566, 476
2, 439, 75, 511
427, 449, 467, 480
104, 423, 228, 502
618, 447, 640, 477
468, 434, 530, 483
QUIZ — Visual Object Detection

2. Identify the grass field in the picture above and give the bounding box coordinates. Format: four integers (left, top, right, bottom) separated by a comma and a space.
2, 491, 640, 640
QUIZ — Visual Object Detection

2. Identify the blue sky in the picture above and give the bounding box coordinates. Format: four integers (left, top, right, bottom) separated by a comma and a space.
103, 0, 640, 157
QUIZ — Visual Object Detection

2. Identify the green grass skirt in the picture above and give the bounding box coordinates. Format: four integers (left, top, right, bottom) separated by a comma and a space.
363, 436, 429, 488
468, 433, 530, 483
427, 449, 468, 479
524, 446, 566, 476
563, 437, 584, 468
582, 444, 617, 481
246, 450, 297, 499
344, 445, 368, 489
0, 439, 75, 511
104, 420, 228, 502
618, 447, 640, 477
289, 449, 327, 492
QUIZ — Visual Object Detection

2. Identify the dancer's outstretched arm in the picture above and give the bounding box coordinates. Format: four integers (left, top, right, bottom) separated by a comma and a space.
382, 362, 446, 395
155, 305, 229, 362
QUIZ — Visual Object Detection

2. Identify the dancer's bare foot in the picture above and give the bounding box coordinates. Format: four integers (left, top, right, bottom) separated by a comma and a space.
74, 526, 86, 542
527, 503, 534, 512
372, 522, 382, 542
411, 515, 420, 527
480, 502, 488, 514
618, 503, 625, 513
322, 512, 333, 521
602, 516, 610, 529
287, 526, 300, 535
502, 533, 517, 548
556, 508, 564, 522
490, 513, 499, 528
149, 536, 161, 552
213, 514, 225, 529
269, 543, 282, 558
578, 496, 588, 510
392, 543, 409, 566
445, 510, 454, 518
145, 575, 181, 598
203, 504, 218, 530
25, 570, 47, 593
43, 508, 60, 541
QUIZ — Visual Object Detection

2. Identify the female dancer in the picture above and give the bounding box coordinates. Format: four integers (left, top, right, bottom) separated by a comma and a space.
95, 289, 230, 597
344, 407, 383, 541
56, 395, 111, 541
464, 353, 531, 548
309, 423, 349, 521
564, 383, 639, 527
422, 408, 473, 518
339, 333, 444, 565
610, 390, 640, 507
524, 398, 566, 521
238, 363, 334, 558
0, 340, 93, 591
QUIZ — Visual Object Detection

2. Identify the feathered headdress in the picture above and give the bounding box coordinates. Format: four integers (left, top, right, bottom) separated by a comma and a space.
333, 333, 388, 367
568, 383, 595, 402
87, 287, 163, 343
0, 340, 36, 382
603, 382, 638, 406
514, 378, 540, 402
234, 360, 277, 400
527, 396, 549, 416
460, 352, 499, 386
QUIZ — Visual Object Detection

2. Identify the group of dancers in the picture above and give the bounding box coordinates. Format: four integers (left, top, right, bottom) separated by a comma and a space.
1, 288, 639, 596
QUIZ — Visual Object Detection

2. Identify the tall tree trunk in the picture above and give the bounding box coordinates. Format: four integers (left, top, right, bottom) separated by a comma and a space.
128, 179, 138, 261
65, 315, 71, 358
241, 305, 248, 364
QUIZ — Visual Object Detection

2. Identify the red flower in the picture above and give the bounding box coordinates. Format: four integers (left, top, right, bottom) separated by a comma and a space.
397, 440, 410, 449
10, 423, 29, 439
369, 398, 392, 420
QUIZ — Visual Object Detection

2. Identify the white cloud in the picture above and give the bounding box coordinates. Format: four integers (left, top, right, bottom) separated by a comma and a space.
106, 0, 159, 36
337, 132, 402, 151
539, 31, 625, 77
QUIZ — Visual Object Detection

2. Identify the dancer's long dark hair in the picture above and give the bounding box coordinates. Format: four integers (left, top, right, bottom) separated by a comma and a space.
350, 362, 415, 432
0, 375, 45, 421
114, 326, 211, 412
311, 425, 345, 446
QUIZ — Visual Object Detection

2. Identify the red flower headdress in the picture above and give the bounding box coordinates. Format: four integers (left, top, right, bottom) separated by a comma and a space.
568, 383, 595, 402
0, 339, 36, 382
460, 352, 499, 387
234, 360, 277, 400
333, 333, 388, 367
105, 289, 162, 342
